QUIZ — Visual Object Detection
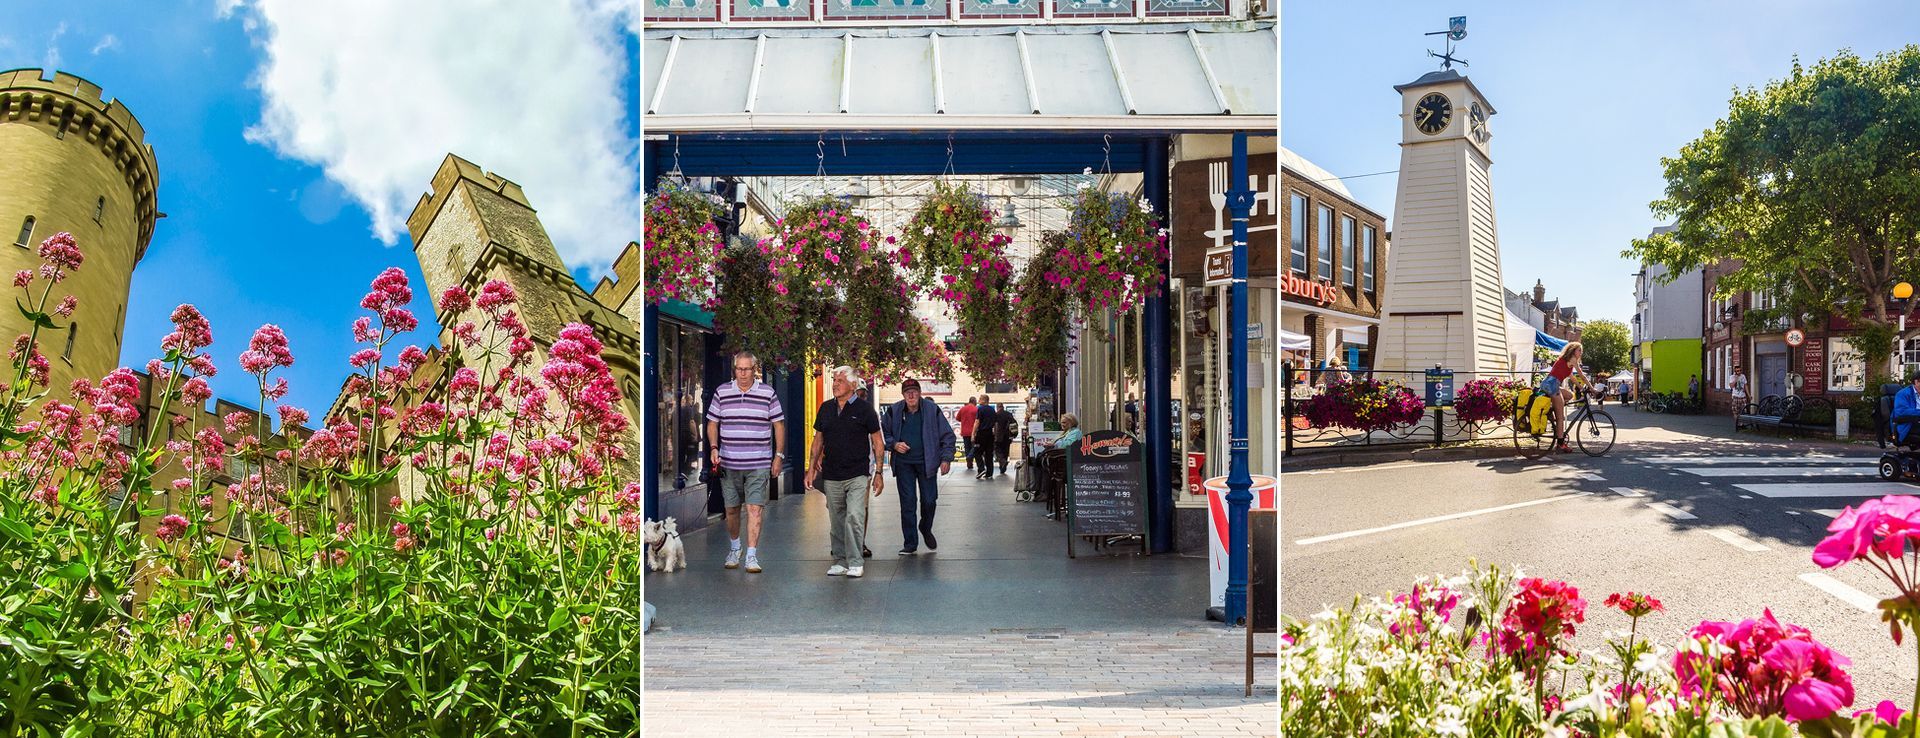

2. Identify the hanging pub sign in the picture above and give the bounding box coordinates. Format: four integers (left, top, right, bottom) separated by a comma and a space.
1171, 153, 1277, 282
1066, 430, 1149, 557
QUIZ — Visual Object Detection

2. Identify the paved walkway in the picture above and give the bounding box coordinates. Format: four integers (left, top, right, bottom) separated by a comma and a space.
643, 468, 1274, 735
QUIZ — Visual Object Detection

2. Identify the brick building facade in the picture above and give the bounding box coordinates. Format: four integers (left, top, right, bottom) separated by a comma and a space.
1279, 148, 1387, 374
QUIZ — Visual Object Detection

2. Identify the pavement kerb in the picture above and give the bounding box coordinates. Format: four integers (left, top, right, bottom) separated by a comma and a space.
1281, 443, 1520, 472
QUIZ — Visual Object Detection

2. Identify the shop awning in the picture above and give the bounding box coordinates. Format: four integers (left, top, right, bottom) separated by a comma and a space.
1536, 331, 1569, 351
642, 23, 1276, 132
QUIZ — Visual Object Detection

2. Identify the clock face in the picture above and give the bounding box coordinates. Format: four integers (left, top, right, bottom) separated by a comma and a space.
1414, 92, 1452, 135
1469, 101, 1489, 143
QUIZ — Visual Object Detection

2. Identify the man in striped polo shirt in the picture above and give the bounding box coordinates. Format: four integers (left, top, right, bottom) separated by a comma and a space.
706, 351, 787, 573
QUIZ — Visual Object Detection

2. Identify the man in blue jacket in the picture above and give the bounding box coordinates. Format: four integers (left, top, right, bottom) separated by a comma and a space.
883, 379, 956, 555
1894, 374, 1920, 445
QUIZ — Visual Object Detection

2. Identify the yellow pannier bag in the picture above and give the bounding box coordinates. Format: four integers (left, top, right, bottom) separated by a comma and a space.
1514, 388, 1550, 435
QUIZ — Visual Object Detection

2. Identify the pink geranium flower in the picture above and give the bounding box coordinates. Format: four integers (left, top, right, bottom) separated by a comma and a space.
1675, 609, 1855, 722
1812, 495, 1920, 568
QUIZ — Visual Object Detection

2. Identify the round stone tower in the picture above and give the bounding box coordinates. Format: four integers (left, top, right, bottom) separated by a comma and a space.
0, 69, 158, 391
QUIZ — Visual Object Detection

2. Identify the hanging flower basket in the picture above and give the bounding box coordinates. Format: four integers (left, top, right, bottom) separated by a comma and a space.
1455, 378, 1527, 424
1301, 377, 1425, 432
1004, 233, 1078, 387
833, 259, 951, 386
1058, 187, 1170, 315
643, 181, 727, 307
896, 182, 1018, 385
712, 243, 809, 370
762, 194, 880, 303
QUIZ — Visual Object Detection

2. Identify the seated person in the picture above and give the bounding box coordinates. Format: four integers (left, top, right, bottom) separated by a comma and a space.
1894, 375, 1920, 445
1037, 413, 1083, 451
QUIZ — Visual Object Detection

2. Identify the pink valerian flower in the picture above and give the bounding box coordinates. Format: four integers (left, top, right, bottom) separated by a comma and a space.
439, 286, 472, 314
12, 270, 30, 288
9, 334, 49, 388
238, 324, 294, 376
1497, 577, 1586, 662
1674, 610, 1855, 722
181, 377, 213, 405
35, 232, 83, 280
397, 344, 428, 370
617, 511, 643, 537
348, 348, 381, 368
360, 268, 416, 335
277, 404, 308, 428
223, 411, 252, 435
155, 514, 190, 543
161, 304, 213, 354
53, 295, 77, 318
448, 367, 482, 402
476, 279, 517, 312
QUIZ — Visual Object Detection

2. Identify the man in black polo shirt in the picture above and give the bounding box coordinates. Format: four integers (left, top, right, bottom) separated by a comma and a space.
805, 365, 885, 578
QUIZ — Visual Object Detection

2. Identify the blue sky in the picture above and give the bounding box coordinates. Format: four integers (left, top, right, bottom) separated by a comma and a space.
1, 1, 640, 417
1283, 0, 1920, 326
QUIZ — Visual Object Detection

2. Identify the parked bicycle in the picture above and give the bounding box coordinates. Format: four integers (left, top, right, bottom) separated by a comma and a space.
1645, 391, 1703, 415
1514, 384, 1616, 458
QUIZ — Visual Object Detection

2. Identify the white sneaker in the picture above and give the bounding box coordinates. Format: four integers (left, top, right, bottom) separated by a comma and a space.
745, 553, 763, 573
846, 566, 864, 578
827, 564, 848, 576
724, 549, 742, 569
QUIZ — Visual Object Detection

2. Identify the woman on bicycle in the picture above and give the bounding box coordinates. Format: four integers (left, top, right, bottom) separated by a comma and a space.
1539, 342, 1586, 453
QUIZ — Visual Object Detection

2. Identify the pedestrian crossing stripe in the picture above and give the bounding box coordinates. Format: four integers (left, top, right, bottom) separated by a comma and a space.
1676, 466, 1870, 478
1631, 456, 1877, 465
1734, 482, 1918, 498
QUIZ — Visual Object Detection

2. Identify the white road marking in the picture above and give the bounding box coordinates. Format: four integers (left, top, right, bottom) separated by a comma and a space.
1799, 572, 1882, 613
1734, 482, 1919, 498
1705, 529, 1769, 552
1677, 466, 1871, 478
1609, 487, 1645, 498
1785, 510, 1802, 515
1288, 459, 1493, 476
1647, 502, 1697, 520
1575, 472, 1606, 481
1738, 495, 1753, 499
1812, 509, 1841, 518
1634, 455, 1875, 465
1294, 493, 1594, 546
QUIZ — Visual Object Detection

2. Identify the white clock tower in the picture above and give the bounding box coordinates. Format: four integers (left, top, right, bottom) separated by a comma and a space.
1374, 69, 1512, 376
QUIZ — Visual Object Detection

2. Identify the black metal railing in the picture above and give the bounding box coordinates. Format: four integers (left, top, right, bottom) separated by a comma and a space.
1283, 364, 1547, 456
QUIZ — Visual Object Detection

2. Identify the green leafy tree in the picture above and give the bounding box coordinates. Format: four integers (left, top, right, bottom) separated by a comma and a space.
1625, 46, 1920, 376
1578, 319, 1631, 375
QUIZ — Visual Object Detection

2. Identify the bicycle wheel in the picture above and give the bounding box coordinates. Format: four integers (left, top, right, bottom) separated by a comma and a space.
1649, 396, 1668, 413
1513, 401, 1554, 459
1574, 409, 1616, 457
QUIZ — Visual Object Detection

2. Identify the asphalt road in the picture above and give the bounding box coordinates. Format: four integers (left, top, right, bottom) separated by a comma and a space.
1283, 404, 1920, 707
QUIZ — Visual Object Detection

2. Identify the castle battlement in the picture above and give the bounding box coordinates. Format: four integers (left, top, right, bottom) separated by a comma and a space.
0, 68, 161, 256
406, 153, 533, 244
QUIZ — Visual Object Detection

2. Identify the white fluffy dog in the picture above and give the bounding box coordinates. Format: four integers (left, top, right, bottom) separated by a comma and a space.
645, 517, 687, 573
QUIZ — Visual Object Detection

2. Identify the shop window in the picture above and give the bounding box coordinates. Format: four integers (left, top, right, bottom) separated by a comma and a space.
1288, 192, 1307, 276
1339, 216, 1355, 288
1899, 337, 1920, 377
1316, 205, 1332, 280
15, 216, 33, 247
1828, 338, 1865, 392
1362, 226, 1376, 294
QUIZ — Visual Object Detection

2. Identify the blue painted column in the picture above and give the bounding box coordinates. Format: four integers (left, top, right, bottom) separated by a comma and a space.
642, 141, 662, 522
1143, 138, 1173, 554
1223, 132, 1255, 626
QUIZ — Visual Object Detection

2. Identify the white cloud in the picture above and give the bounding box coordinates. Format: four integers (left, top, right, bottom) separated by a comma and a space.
90, 34, 118, 55
228, 0, 641, 272
44, 22, 67, 69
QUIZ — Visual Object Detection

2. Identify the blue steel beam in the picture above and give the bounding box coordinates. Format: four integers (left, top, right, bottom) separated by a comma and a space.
642, 140, 663, 522
1142, 138, 1172, 554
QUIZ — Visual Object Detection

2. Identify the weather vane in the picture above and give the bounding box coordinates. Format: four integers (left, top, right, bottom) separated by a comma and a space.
1424, 16, 1468, 70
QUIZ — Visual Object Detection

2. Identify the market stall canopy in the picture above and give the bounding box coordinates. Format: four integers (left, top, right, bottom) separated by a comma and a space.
1279, 328, 1310, 351
642, 23, 1276, 132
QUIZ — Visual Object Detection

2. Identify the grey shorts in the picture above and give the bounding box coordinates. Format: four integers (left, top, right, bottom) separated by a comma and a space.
721, 467, 770, 508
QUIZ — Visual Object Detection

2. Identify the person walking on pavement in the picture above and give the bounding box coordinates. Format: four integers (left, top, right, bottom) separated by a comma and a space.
957, 396, 979, 474
993, 403, 1016, 476
883, 379, 956, 555
806, 366, 884, 578
972, 396, 998, 479
706, 352, 786, 574
1729, 371, 1749, 421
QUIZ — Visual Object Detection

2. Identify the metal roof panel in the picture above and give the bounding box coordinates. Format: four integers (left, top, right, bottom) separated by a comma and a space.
1110, 32, 1219, 114
935, 35, 1029, 115
1026, 33, 1127, 115
758, 36, 847, 115
1194, 29, 1274, 114
657, 38, 759, 115
850, 37, 937, 115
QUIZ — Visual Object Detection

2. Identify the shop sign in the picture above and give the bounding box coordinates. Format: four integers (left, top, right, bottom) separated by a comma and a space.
1424, 368, 1455, 407
1248, 323, 1264, 340
1786, 328, 1805, 347
1282, 272, 1337, 305
1801, 337, 1825, 394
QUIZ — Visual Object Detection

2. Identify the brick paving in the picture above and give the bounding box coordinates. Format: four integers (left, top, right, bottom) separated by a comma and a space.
643, 629, 1276, 736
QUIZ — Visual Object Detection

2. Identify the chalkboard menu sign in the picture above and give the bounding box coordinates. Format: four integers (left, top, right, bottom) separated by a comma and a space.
1249, 510, 1276, 632
1066, 430, 1148, 557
